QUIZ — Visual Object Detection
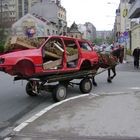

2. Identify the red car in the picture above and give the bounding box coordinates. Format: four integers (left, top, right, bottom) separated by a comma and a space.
0, 36, 99, 77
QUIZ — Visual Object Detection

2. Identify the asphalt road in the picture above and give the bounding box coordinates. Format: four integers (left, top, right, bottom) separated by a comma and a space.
0, 73, 52, 133
1, 60, 140, 139
0, 72, 82, 137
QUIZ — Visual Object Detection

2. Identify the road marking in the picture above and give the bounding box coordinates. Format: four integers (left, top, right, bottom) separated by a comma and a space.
13, 94, 89, 132
4, 138, 11, 140
13, 122, 28, 132
130, 87, 140, 90
10, 90, 136, 135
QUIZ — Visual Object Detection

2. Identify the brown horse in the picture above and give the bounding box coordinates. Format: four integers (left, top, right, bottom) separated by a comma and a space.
92, 48, 122, 86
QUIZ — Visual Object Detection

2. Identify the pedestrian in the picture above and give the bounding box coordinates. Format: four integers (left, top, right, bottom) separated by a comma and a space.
112, 45, 121, 60
119, 45, 124, 63
132, 47, 140, 68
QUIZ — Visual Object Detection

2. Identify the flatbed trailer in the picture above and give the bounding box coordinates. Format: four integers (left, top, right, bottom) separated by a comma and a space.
14, 68, 109, 102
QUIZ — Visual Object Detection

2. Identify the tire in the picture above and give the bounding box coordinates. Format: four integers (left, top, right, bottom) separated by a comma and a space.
26, 81, 38, 97
79, 78, 92, 93
52, 85, 67, 102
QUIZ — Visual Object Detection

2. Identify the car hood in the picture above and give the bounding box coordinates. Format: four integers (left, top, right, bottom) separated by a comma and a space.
0, 49, 40, 58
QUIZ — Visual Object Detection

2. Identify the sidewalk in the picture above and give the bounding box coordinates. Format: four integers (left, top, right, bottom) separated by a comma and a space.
8, 55, 140, 140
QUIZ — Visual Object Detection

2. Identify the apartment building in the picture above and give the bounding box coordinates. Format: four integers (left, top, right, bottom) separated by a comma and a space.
114, 0, 131, 50
0, 0, 41, 27
67, 22, 82, 39
30, 0, 67, 35
0, 0, 17, 27
128, 0, 140, 51
78, 22, 96, 42
114, 7, 121, 42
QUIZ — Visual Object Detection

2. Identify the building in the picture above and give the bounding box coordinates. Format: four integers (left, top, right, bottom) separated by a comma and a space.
67, 22, 82, 39
114, 0, 131, 50
96, 31, 113, 40
128, 0, 140, 51
128, 0, 140, 19
0, 0, 17, 27
16, 0, 43, 19
30, 0, 67, 35
12, 13, 58, 37
114, 7, 121, 42
78, 22, 96, 42
0, 0, 42, 27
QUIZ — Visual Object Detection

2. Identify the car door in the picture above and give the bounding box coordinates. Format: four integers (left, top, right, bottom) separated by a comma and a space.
63, 39, 79, 69
78, 41, 99, 63
42, 37, 64, 71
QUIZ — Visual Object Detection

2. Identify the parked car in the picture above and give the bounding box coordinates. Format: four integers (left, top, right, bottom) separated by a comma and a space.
104, 44, 114, 52
0, 36, 99, 77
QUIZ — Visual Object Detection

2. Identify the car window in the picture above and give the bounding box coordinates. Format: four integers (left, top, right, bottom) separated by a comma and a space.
79, 41, 92, 51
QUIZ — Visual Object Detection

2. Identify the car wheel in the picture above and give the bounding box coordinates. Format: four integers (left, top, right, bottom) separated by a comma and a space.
52, 84, 67, 102
26, 81, 38, 97
79, 78, 92, 93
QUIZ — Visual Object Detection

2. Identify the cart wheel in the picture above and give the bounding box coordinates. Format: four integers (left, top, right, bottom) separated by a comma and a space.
79, 78, 92, 93
52, 85, 67, 102
26, 81, 38, 97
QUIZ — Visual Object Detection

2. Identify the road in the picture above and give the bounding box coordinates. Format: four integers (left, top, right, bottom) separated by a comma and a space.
1, 60, 140, 139
0, 72, 81, 137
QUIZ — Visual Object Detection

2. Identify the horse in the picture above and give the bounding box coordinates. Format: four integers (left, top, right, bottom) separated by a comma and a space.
92, 47, 123, 86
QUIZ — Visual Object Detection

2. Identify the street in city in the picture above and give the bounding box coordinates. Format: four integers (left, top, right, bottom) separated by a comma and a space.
0, 56, 139, 139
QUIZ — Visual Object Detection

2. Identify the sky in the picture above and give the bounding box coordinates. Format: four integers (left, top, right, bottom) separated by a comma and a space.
61, 0, 120, 31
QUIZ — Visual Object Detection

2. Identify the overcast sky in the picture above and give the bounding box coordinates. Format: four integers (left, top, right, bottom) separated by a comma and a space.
61, 0, 120, 31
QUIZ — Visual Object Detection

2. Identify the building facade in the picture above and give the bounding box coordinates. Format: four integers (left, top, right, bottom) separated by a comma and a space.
96, 30, 113, 44
0, 0, 17, 27
30, 0, 67, 35
0, 0, 42, 27
12, 13, 58, 37
67, 22, 82, 39
78, 22, 96, 42
114, 0, 131, 50
128, 0, 140, 51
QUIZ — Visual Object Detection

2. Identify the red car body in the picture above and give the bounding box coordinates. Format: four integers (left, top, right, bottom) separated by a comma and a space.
0, 36, 99, 77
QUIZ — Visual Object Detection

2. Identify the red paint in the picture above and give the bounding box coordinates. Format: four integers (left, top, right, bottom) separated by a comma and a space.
0, 36, 99, 77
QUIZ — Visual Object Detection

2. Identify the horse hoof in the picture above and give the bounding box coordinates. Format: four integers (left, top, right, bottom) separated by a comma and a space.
93, 82, 97, 86
107, 78, 112, 83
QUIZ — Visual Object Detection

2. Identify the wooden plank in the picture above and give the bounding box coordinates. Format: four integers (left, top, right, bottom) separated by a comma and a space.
45, 51, 61, 59
43, 54, 78, 70
11, 36, 17, 44
16, 40, 35, 49
43, 59, 62, 69
10, 37, 35, 49
67, 54, 78, 62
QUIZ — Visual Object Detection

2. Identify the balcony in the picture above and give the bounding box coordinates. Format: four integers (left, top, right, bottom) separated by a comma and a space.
129, 0, 140, 18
